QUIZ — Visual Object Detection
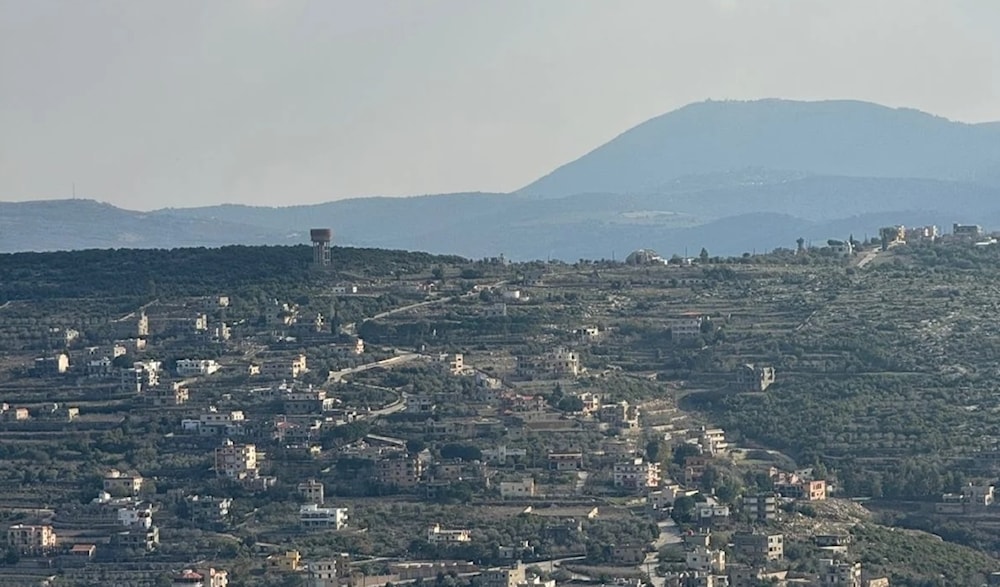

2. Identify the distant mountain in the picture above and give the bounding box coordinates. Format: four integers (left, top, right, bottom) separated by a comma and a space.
519, 99, 1000, 197
0, 199, 285, 251
4, 99, 1000, 260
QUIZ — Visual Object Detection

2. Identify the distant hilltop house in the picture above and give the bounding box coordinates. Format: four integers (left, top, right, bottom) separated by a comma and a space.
825, 239, 854, 258
625, 248, 664, 266
735, 363, 776, 392
906, 225, 939, 242
879, 225, 906, 250
876, 224, 944, 249
953, 223, 984, 239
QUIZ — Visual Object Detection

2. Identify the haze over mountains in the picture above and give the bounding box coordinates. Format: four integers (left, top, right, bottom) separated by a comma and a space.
5, 99, 1000, 260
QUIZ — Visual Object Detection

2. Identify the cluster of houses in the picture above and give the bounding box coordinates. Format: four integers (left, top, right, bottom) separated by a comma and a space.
8, 469, 163, 564
2, 262, 950, 587
813, 222, 994, 258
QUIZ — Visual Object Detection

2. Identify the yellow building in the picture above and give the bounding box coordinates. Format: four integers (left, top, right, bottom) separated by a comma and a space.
103, 469, 144, 496
267, 550, 302, 572
8, 524, 57, 554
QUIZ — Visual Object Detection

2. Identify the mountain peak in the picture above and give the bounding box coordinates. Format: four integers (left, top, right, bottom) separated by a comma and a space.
519, 98, 1000, 198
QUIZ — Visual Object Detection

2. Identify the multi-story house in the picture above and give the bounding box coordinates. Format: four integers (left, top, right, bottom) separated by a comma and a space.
600, 401, 640, 430
668, 314, 704, 340
183, 408, 247, 436
649, 484, 698, 512
260, 354, 308, 379
698, 427, 729, 456
613, 457, 661, 489
121, 360, 161, 393
7, 524, 57, 554
548, 452, 584, 471
117, 502, 153, 529
515, 347, 580, 379
185, 496, 232, 525
696, 504, 731, 527
686, 545, 726, 573
214, 440, 259, 480
742, 492, 780, 523
283, 388, 337, 414
298, 479, 325, 504
684, 454, 712, 486
436, 353, 465, 375
735, 364, 775, 392
962, 482, 995, 507
147, 383, 189, 406
176, 359, 221, 377
116, 337, 147, 354
308, 555, 351, 587
103, 469, 144, 497
300, 504, 349, 529
774, 479, 827, 501
480, 562, 526, 587
818, 559, 862, 587
732, 532, 783, 563
111, 524, 159, 553
374, 455, 424, 488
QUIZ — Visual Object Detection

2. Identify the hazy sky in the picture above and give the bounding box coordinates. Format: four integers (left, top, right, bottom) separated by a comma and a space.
2, 1, 999, 210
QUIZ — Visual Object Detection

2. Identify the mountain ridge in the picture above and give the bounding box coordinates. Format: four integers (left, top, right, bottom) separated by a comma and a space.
4, 98, 1000, 259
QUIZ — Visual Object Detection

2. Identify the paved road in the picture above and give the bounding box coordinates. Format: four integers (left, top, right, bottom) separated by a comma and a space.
640, 518, 683, 587
327, 353, 422, 383
856, 248, 880, 269
532, 556, 590, 580
343, 296, 454, 335
343, 280, 507, 335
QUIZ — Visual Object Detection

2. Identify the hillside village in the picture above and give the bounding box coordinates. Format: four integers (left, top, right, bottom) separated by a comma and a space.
2, 224, 1000, 587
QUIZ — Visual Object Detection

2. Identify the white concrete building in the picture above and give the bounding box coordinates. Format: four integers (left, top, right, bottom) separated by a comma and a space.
183, 408, 247, 436
300, 504, 349, 529
121, 360, 161, 393
118, 502, 153, 529
613, 457, 661, 489
176, 359, 221, 377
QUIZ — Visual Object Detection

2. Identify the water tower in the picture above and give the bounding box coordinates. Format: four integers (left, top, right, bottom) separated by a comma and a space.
310, 228, 332, 267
